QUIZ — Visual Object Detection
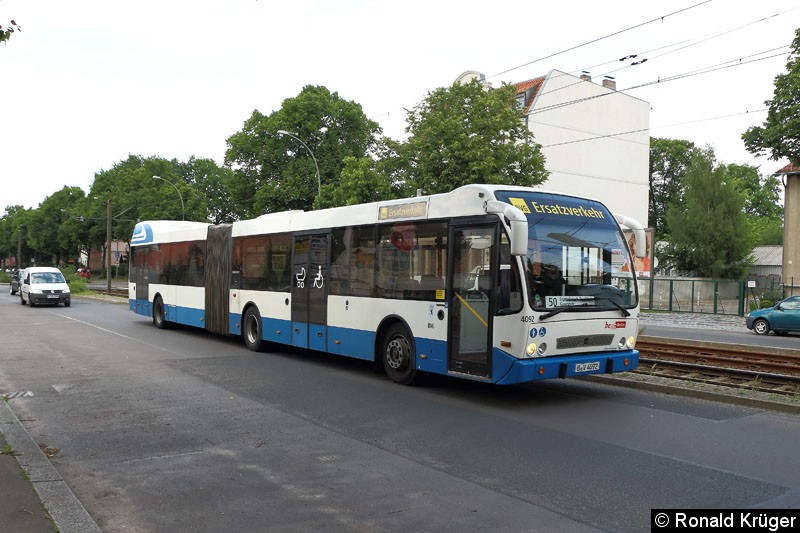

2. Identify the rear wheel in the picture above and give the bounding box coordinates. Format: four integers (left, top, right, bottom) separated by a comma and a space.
381, 323, 418, 385
243, 307, 263, 352
153, 297, 169, 329
753, 318, 770, 335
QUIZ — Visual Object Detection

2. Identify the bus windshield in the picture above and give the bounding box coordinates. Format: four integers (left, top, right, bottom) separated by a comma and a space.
495, 190, 637, 312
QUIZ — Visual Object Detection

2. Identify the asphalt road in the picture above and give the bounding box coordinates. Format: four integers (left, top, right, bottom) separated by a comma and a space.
1, 294, 799, 532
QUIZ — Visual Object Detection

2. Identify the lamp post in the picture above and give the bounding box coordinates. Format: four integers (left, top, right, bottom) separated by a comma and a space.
152, 175, 185, 220
275, 130, 321, 198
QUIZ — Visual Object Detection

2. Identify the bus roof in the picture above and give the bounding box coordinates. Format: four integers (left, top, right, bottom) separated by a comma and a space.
132, 184, 613, 245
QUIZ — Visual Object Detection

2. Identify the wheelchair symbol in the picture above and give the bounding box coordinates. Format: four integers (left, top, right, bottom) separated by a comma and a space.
296, 267, 306, 288
313, 265, 324, 289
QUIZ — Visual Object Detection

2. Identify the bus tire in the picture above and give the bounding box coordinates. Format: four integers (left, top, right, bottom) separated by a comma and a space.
153, 296, 169, 329
243, 307, 263, 352
381, 323, 418, 385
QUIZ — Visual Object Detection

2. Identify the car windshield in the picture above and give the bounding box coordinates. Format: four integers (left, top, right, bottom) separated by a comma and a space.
495, 190, 638, 312
32, 272, 66, 284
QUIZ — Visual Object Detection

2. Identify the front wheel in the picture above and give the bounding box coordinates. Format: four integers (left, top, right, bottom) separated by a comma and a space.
381, 324, 418, 385
242, 307, 263, 352
753, 318, 770, 336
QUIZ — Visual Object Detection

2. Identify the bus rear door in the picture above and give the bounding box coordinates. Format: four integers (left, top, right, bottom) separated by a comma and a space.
291, 233, 329, 351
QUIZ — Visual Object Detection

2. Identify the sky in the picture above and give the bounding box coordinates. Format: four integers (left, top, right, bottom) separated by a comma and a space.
1, 0, 798, 212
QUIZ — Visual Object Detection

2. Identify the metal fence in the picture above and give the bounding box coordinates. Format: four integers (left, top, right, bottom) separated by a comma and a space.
639, 277, 798, 316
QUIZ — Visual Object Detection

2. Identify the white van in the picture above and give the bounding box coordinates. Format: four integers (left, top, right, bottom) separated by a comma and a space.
20, 266, 71, 307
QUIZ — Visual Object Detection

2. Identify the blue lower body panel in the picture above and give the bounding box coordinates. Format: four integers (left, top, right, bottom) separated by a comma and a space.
494, 349, 639, 385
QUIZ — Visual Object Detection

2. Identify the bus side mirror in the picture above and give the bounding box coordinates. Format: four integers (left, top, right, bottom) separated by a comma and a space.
509, 220, 527, 256
485, 201, 527, 256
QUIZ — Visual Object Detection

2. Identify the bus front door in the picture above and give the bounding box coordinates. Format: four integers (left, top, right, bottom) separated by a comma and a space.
291, 233, 329, 351
448, 224, 495, 379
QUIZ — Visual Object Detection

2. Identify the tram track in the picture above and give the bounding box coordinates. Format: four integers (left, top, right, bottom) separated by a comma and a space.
636, 337, 800, 397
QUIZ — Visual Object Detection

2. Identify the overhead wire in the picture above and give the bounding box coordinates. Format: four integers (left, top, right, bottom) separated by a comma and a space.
531, 4, 800, 102
487, 1, 712, 80
539, 108, 769, 148
527, 46, 790, 116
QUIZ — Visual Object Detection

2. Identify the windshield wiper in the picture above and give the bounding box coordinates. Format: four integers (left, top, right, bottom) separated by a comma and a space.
596, 297, 631, 317
539, 308, 568, 320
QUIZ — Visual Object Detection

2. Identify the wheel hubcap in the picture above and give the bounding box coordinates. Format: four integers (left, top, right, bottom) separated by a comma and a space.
386, 336, 409, 370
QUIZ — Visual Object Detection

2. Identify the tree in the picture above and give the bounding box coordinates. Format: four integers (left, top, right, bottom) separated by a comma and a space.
742, 27, 800, 164
724, 163, 783, 245
648, 138, 699, 239
0, 19, 20, 45
398, 79, 547, 195
225, 85, 382, 216
175, 156, 236, 224
663, 150, 754, 279
315, 156, 396, 208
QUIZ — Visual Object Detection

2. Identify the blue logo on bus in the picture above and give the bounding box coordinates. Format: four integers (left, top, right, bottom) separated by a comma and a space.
529, 328, 537, 339
539, 327, 547, 338
131, 223, 154, 245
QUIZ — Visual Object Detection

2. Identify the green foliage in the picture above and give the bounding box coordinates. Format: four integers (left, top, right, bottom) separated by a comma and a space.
760, 299, 774, 309
315, 156, 397, 209
225, 85, 381, 216
649, 137, 699, 239
663, 149, 755, 279
725, 163, 783, 219
742, 27, 800, 164
398, 80, 547, 195
0, 19, 20, 45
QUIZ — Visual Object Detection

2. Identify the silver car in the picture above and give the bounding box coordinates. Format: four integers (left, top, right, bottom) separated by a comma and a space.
9, 269, 24, 295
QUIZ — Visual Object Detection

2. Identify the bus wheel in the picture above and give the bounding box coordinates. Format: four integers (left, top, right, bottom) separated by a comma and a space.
243, 307, 263, 352
382, 324, 418, 385
153, 297, 169, 329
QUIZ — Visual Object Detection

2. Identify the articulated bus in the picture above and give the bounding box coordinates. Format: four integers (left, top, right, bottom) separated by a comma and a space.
128, 184, 646, 385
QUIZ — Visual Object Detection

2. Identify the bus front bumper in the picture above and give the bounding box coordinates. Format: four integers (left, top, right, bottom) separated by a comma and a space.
494, 349, 639, 385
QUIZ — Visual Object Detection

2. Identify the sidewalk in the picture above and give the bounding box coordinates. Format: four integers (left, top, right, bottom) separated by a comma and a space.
0, 399, 101, 533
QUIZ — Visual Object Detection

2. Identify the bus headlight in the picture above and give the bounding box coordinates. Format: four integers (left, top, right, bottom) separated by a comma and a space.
526, 343, 537, 356
626, 336, 636, 348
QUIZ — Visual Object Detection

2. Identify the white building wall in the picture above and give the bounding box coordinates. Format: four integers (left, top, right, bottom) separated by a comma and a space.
526, 70, 650, 227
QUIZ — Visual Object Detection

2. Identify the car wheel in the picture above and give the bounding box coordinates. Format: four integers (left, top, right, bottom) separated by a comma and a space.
19, 294, 25, 305
381, 323, 418, 385
64, 299, 71, 307
28, 296, 35, 307
242, 307, 263, 352
153, 296, 169, 329
753, 318, 770, 335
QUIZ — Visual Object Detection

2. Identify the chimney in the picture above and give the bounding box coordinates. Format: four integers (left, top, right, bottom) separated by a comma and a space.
580, 72, 591, 82
602, 76, 616, 90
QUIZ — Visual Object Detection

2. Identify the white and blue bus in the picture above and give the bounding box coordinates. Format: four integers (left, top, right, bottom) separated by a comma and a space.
129, 184, 646, 385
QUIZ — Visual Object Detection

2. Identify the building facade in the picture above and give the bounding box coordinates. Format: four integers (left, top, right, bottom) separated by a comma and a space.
514, 70, 651, 227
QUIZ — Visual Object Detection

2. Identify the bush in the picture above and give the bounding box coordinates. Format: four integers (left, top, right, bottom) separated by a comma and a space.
760, 299, 774, 309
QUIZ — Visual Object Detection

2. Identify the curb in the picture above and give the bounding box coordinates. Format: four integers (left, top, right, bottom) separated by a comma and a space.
0, 400, 101, 533
583, 374, 800, 415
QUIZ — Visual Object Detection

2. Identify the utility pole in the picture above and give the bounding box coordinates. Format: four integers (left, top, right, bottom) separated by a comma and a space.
16, 224, 23, 269
106, 198, 112, 294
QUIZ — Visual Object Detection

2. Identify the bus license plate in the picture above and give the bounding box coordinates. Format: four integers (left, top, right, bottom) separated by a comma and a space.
575, 361, 600, 373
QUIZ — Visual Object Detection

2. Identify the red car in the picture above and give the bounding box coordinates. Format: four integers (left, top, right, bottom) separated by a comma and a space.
76, 268, 91, 279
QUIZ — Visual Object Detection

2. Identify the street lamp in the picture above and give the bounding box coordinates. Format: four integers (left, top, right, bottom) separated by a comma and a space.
275, 130, 321, 198
152, 175, 185, 220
